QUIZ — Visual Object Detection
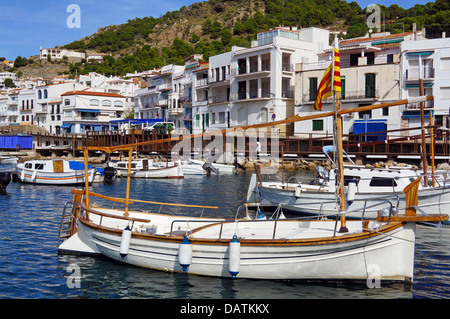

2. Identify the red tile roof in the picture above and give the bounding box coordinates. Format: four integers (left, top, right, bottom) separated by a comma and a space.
61, 90, 125, 98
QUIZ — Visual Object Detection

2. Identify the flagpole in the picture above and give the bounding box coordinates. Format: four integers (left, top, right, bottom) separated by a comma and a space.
332, 36, 348, 233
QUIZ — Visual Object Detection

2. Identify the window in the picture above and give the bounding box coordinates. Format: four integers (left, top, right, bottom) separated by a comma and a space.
35, 164, 44, 170
65, 99, 70, 105
114, 100, 123, 107
341, 76, 345, 99
102, 100, 111, 107
344, 176, 360, 186
366, 52, 375, 65
210, 112, 215, 124
350, 54, 360, 66
387, 54, 394, 64
440, 87, 450, 99
218, 112, 226, 124
90, 99, 99, 106
358, 103, 371, 119
365, 73, 376, 98
369, 177, 398, 187
309, 78, 318, 101
260, 108, 268, 123
441, 57, 450, 70
38, 90, 42, 99
312, 119, 323, 131
43, 90, 48, 99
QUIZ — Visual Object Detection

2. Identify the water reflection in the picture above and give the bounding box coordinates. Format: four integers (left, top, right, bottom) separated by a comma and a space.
0, 171, 448, 299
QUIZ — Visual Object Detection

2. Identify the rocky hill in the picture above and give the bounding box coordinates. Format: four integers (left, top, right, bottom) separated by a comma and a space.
10, 0, 448, 79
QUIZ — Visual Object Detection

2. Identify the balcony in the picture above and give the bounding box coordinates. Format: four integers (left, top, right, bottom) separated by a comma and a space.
405, 99, 434, 110
169, 108, 183, 116
231, 91, 272, 101
209, 94, 229, 104
281, 90, 293, 99
157, 99, 169, 107
157, 83, 172, 92
406, 67, 435, 81
303, 89, 379, 102
195, 78, 208, 87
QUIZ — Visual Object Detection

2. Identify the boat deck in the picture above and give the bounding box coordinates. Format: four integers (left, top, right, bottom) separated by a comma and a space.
86, 208, 375, 241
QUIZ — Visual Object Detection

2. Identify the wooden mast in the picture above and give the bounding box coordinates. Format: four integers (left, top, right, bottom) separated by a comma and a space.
335, 89, 347, 232
331, 37, 348, 233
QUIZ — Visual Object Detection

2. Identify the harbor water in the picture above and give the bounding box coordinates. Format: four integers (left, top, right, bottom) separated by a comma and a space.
0, 170, 449, 299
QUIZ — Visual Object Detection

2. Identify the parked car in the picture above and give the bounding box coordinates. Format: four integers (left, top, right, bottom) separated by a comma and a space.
143, 122, 175, 134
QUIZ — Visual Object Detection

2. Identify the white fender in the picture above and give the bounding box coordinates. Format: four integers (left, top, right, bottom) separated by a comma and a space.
119, 225, 132, 258
31, 170, 37, 181
229, 235, 240, 278
178, 236, 192, 271
347, 179, 356, 204
294, 185, 302, 197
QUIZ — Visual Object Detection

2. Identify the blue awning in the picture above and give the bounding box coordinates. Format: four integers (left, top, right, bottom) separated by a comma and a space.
406, 51, 434, 56
78, 109, 100, 113
402, 110, 433, 119
406, 83, 433, 88
61, 123, 72, 128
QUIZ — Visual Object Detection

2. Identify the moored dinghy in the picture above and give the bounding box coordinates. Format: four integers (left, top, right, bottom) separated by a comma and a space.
16, 159, 96, 185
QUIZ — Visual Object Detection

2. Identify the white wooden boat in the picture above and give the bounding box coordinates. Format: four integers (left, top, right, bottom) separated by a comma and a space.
58, 177, 448, 282
188, 159, 237, 174
0, 156, 18, 165
251, 146, 450, 222
15, 159, 96, 185
111, 158, 184, 179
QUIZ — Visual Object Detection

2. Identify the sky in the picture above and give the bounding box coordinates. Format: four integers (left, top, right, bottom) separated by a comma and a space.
0, 0, 435, 61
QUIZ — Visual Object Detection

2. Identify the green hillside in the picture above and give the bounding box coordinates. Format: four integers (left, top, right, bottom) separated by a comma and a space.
33, 0, 450, 77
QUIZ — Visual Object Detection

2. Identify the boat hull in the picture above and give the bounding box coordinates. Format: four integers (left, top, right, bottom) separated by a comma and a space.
15, 167, 95, 185
65, 213, 415, 282
258, 184, 450, 222
116, 165, 184, 179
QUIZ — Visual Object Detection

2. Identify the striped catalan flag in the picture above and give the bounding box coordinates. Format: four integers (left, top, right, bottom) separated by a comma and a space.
312, 47, 341, 111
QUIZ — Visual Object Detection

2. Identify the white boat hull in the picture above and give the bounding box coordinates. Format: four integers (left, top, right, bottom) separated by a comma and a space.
117, 165, 184, 179
15, 167, 95, 185
188, 159, 236, 174
257, 183, 450, 221
60, 208, 416, 282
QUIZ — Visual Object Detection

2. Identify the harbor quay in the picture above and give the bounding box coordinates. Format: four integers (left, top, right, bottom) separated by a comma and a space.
3, 125, 449, 172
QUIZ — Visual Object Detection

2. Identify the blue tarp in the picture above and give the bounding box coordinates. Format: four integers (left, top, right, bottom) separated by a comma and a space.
0, 135, 33, 149
353, 119, 387, 141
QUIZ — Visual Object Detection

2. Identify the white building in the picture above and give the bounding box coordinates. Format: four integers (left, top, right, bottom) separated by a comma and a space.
294, 31, 426, 140
134, 65, 185, 123
0, 72, 16, 88
18, 88, 37, 126
60, 90, 127, 133
230, 27, 331, 135
40, 47, 85, 60
35, 82, 84, 133
0, 94, 8, 125
401, 36, 450, 138
201, 50, 234, 133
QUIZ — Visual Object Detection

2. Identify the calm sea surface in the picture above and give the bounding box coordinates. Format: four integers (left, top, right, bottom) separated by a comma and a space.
0, 170, 449, 300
